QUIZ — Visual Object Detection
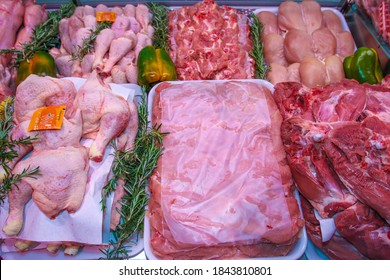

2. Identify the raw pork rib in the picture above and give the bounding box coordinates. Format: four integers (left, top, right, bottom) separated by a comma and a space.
148, 81, 303, 259
168, 0, 254, 80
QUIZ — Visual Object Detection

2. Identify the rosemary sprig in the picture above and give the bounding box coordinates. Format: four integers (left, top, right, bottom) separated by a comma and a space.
0, 0, 77, 68
0, 98, 40, 205
71, 21, 113, 61
101, 91, 167, 259
147, 2, 170, 52
248, 13, 269, 80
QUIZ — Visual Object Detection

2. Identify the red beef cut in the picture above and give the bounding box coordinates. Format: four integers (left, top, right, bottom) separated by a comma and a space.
281, 117, 356, 218
324, 122, 390, 223
275, 75, 390, 259
334, 202, 390, 259
300, 195, 367, 260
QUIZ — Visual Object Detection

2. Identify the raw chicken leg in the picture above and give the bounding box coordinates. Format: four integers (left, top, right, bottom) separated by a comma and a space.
14, 0, 48, 49
74, 71, 131, 162
58, 18, 73, 54
92, 28, 115, 71
102, 37, 136, 76
0, 0, 25, 50
2, 146, 89, 236
135, 4, 150, 33
110, 100, 139, 230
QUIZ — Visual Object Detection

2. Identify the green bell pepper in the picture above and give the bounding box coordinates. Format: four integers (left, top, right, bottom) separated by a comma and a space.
137, 45, 177, 88
16, 51, 56, 86
343, 47, 383, 85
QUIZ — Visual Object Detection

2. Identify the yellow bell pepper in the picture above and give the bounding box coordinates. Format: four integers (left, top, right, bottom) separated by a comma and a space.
16, 51, 56, 86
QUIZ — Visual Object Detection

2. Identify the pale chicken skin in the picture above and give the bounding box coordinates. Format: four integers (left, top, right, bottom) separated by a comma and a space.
2, 146, 89, 236
14, 0, 48, 50
14, 74, 77, 124
0, 110, 83, 183
74, 71, 131, 162
264, 33, 288, 67
51, 3, 154, 83
257, 11, 280, 37
258, 1, 355, 87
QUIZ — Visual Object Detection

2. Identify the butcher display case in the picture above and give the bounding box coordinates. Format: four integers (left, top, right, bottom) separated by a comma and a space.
34, 0, 390, 72
1, 0, 390, 261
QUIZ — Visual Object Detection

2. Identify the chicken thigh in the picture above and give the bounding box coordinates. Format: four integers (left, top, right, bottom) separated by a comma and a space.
74, 71, 132, 162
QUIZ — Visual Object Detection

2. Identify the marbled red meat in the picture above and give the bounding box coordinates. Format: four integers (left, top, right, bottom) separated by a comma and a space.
275, 75, 390, 259
300, 195, 368, 260
168, 0, 254, 80
324, 122, 390, 223
148, 81, 303, 259
334, 202, 390, 259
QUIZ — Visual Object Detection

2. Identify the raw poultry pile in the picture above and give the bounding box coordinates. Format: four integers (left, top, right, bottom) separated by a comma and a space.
168, 0, 255, 80
257, 0, 355, 87
148, 80, 303, 259
0, 0, 48, 97
49, 3, 154, 84
273, 77, 390, 259
0, 72, 138, 255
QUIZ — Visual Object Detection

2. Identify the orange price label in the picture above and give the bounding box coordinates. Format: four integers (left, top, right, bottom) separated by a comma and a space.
96, 11, 116, 22
28, 105, 66, 131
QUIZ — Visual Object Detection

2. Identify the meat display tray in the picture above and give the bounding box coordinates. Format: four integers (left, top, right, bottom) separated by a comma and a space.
253, 6, 357, 49
0, 81, 144, 260
143, 79, 308, 260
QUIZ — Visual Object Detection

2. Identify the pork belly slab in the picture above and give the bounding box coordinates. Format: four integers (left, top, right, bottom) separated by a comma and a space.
148, 81, 304, 259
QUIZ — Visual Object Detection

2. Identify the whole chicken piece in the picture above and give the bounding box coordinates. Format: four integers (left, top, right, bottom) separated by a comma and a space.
14, 0, 48, 49
110, 100, 139, 230
134, 32, 152, 60
0, 108, 83, 184
278, 1, 306, 32
74, 71, 131, 162
135, 4, 150, 33
111, 65, 127, 84
300, 0, 323, 34
111, 15, 131, 38
0, 0, 25, 50
72, 27, 91, 54
102, 37, 136, 76
14, 75, 77, 124
2, 146, 89, 236
92, 28, 116, 72
123, 4, 136, 17
58, 18, 73, 54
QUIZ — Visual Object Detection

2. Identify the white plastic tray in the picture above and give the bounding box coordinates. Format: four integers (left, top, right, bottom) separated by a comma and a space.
305, 239, 330, 260
144, 79, 307, 260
